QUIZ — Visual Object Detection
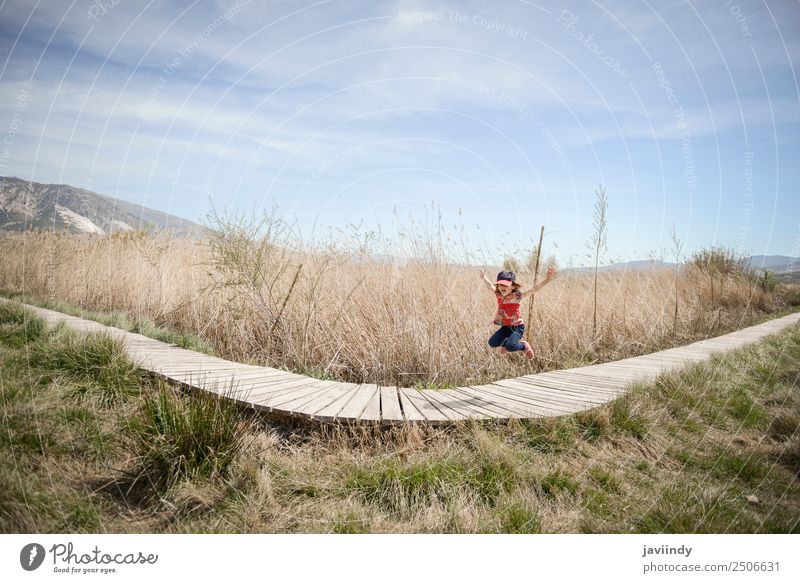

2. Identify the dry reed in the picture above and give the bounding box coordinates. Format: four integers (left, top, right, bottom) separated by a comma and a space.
0, 226, 785, 388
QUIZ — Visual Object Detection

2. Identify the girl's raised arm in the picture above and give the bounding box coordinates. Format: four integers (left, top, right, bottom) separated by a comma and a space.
479, 268, 496, 294
519, 266, 556, 299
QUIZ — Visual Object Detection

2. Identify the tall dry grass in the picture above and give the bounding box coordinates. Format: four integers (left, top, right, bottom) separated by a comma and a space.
0, 222, 787, 387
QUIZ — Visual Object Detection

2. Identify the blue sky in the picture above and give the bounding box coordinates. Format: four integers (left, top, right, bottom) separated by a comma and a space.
0, 0, 798, 266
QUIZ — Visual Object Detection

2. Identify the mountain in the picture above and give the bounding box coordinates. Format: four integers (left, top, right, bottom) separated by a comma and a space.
0, 176, 208, 237
563, 260, 675, 273
746, 255, 799, 273
566, 256, 799, 274
598, 259, 676, 272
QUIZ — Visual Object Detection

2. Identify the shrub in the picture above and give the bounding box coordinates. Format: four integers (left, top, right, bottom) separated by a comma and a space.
128, 385, 251, 497
689, 246, 747, 277
31, 330, 143, 406
0, 302, 46, 347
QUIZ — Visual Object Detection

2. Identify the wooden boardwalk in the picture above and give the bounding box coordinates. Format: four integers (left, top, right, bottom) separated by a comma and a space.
9, 299, 799, 425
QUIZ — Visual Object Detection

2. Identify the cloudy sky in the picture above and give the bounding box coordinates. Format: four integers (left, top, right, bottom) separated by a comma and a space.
0, 0, 798, 265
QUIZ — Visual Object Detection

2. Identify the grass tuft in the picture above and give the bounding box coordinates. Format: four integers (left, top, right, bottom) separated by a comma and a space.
0, 302, 46, 347
538, 470, 579, 498
343, 455, 517, 513
633, 483, 749, 533
610, 397, 649, 439
30, 329, 144, 406
123, 385, 252, 501
726, 386, 768, 428
494, 500, 541, 533
519, 418, 577, 454
331, 512, 369, 533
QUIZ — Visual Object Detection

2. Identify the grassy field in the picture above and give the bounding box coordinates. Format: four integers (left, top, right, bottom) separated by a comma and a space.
1, 301, 798, 533
0, 228, 796, 389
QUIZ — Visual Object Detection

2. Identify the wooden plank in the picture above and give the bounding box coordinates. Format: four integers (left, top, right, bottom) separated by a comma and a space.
513, 372, 618, 396
567, 366, 646, 382
153, 357, 230, 368
463, 385, 548, 417
629, 355, 696, 368
336, 385, 378, 421
233, 371, 310, 388
263, 381, 339, 414
238, 377, 323, 402
379, 386, 405, 424
311, 385, 364, 423
183, 376, 272, 398
555, 367, 633, 384
608, 359, 666, 371
438, 389, 509, 419
153, 364, 262, 374
527, 380, 622, 404
489, 379, 587, 410
660, 350, 715, 359
537, 371, 625, 391
489, 380, 591, 413
420, 390, 472, 421
636, 350, 700, 361
595, 370, 655, 383
153, 360, 287, 373
253, 382, 332, 409
445, 387, 525, 418
177, 373, 294, 386
254, 382, 331, 413
586, 367, 659, 380
194, 376, 250, 395
159, 368, 294, 383
398, 388, 450, 423
493, 377, 601, 406
592, 362, 654, 375
161, 369, 245, 383
526, 372, 621, 396
292, 382, 360, 419
468, 384, 556, 415
162, 372, 245, 391
396, 389, 426, 422
504, 377, 612, 405
643, 347, 708, 358
359, 385, 382, 422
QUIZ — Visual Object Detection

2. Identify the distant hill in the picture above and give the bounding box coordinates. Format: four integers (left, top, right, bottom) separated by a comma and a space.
0, 176, 208, 237
564, 260, 675, 273
566, 256, 799, 274
747, 255, 799, 273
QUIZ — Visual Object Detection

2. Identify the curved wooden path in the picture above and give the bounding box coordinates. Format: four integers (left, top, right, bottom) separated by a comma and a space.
9, 299, 799, 425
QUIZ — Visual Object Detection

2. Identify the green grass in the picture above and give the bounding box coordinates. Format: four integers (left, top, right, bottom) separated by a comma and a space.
726, 386, 769, 428
633, 482, 746, 533
588, 467, 622, 493
0, 302, 46, 347
331, 512, 369, 534
610, 397, 649, 439
538, 470, 579, 498
518, 418, 577, 454
492, 500, 541, 533
342, 455, 518, 513
123, 386, 252, 500
30, 328, 145, 407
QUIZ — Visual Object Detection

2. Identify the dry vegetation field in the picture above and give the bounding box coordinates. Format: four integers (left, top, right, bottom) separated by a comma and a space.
0, 216, 794, 389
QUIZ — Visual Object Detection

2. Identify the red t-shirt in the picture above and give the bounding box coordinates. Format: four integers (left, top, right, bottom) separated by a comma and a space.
494, 290, 524, 326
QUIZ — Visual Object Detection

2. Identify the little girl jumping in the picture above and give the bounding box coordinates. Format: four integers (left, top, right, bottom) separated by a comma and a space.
479, 266, 556, 359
